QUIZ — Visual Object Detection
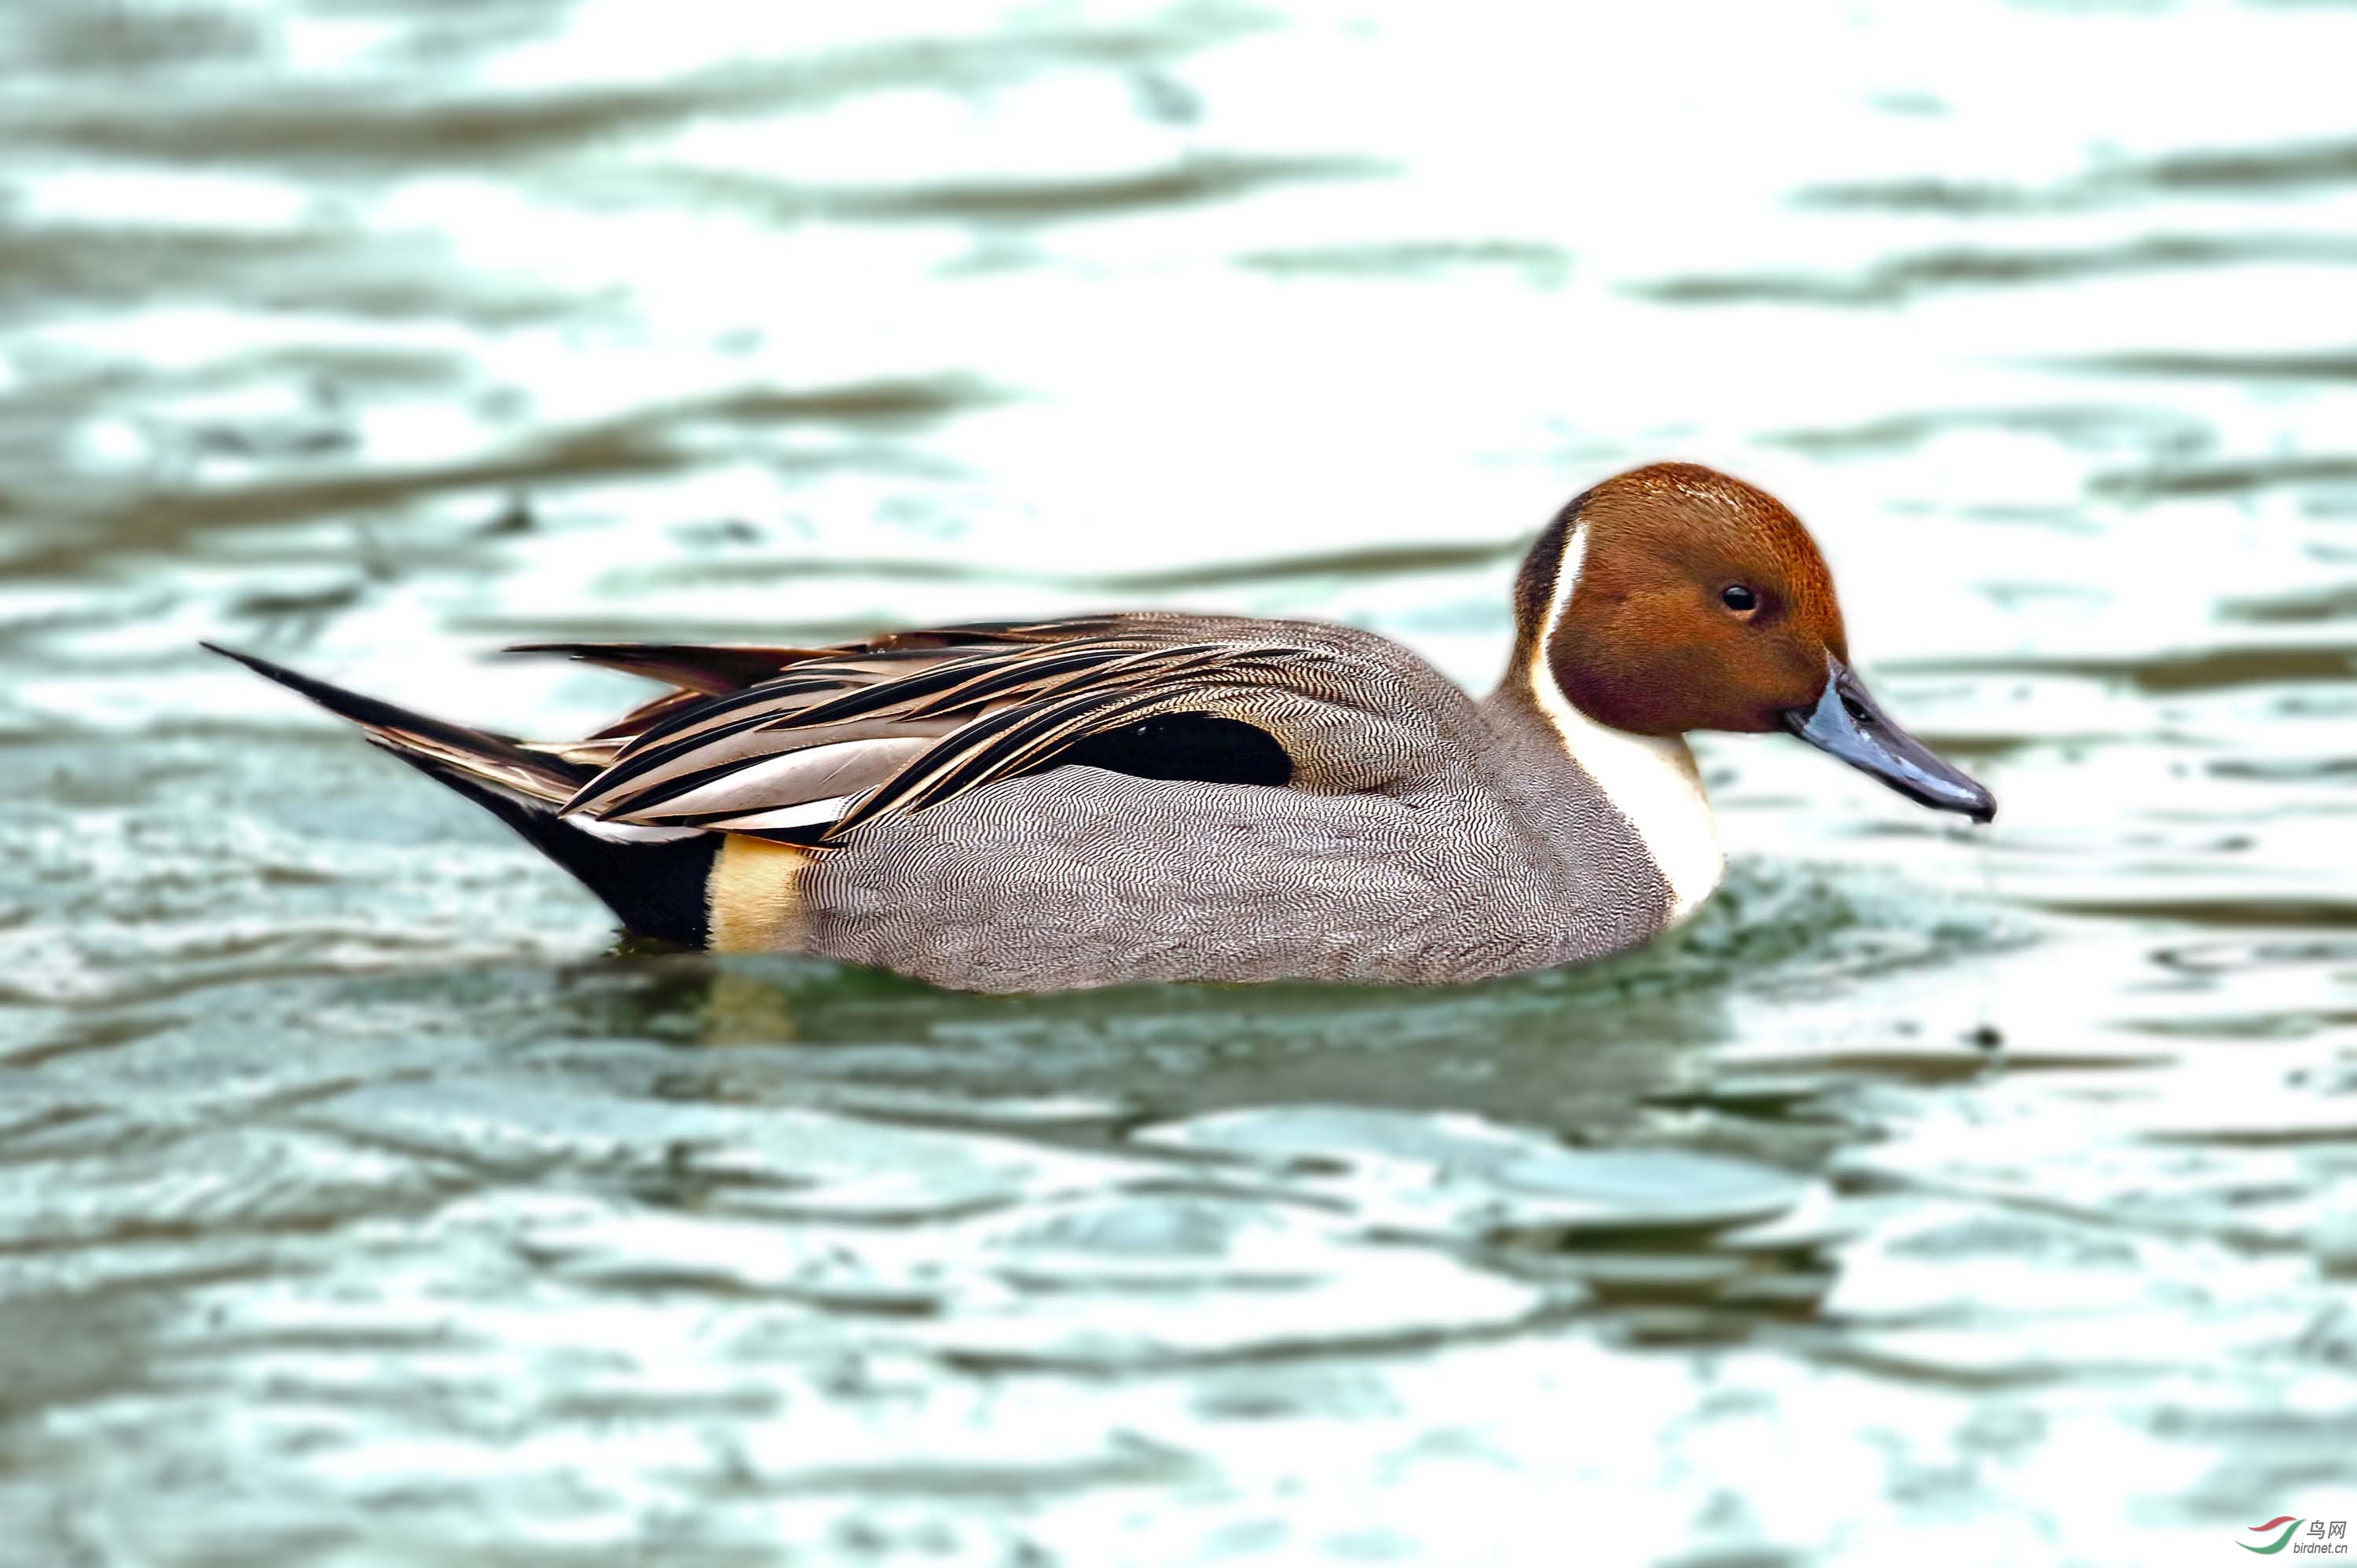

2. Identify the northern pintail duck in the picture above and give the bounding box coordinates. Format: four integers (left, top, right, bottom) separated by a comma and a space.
211, 463, 1994, 991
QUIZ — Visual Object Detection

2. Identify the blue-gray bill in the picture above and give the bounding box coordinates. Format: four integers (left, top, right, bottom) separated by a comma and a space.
1780, 654, 1997, 823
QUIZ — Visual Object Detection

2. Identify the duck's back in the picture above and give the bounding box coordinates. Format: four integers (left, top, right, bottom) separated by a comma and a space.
208, 610, 1677, 991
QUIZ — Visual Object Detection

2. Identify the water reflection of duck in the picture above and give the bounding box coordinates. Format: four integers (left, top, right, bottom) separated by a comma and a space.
210, 462, 1993, 991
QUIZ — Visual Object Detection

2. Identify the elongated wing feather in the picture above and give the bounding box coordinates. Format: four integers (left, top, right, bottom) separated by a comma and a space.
508, 617, 1129, 748
505, 642, 834, 695
509, 617, 1124, 700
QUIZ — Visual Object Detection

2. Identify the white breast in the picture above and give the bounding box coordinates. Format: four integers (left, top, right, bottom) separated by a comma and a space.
1529, 524, 1725, 926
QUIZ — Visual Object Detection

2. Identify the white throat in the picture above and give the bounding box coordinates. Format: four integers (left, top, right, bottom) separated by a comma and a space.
1528, 523, 1725, 925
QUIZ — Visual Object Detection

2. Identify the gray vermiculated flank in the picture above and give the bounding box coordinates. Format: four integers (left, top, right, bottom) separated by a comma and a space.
785, 610, 1671, 991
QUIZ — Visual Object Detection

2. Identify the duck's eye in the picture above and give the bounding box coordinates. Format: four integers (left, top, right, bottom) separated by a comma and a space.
1721, 584, 1759, 614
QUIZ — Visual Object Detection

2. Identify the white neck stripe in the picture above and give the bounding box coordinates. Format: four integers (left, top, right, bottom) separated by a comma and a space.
1529, 523, 1725, 925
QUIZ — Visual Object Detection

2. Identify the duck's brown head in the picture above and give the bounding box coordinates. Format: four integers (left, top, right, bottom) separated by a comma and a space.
1513, 462, 1995, 822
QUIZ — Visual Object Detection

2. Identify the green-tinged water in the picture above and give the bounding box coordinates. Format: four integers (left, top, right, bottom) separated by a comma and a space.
4, 2, 2356, 1562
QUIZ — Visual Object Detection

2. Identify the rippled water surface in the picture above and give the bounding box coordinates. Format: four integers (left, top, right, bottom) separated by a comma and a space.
6, 2, 2357, 1562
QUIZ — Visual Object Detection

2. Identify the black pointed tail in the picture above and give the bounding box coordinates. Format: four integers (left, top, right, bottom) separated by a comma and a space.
205, 643, 717, 946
